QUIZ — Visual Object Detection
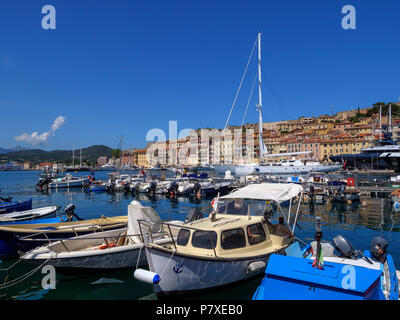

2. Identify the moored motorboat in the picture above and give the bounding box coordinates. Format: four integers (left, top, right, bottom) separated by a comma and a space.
21, 201, 166, 271
48, 174, 89, 189
252, 218, 399, 300
0, 206, 59, 223
0, 206, 127, 260
135, 183, 303, 297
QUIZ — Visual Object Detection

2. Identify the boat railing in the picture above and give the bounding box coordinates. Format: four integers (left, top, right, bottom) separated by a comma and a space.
18, 231, 148, 252
137, 219, 219, 258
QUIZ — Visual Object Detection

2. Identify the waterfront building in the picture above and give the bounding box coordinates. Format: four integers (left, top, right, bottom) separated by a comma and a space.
133, 149, 148, 167
97, 156, 108, 166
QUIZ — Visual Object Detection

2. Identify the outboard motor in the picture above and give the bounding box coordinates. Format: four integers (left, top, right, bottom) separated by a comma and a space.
107, 181, 116, 193
333, 235, 355, 258
64, 203, 83, 221
123, 183, 131, 193
193, 181, 201, 194
0, 196, 12, 203
167, 181, 179, 195
148, 180, 157, 194
370, 236, 389, 262
185, 207, 203, 223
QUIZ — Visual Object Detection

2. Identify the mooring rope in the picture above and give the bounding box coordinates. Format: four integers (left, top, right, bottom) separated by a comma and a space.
0, 253, 58, 290
135, 244, 143, 271
159, 249, 177, 279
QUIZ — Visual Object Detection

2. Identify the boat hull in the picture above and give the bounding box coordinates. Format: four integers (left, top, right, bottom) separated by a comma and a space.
23, 244, 147, 270
0, 220, 126, 260
145, 246, 273, 296
48, 179, 89, 189
0, 206, 57, 223
213, 164, 342, 176
0, 199, 32, 214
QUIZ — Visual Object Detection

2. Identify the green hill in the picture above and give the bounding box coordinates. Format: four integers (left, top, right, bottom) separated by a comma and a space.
0, 145, 113, 165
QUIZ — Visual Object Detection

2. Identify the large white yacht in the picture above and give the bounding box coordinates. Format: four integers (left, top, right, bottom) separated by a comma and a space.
214, 159, 342, 176
213, 33, 342, 176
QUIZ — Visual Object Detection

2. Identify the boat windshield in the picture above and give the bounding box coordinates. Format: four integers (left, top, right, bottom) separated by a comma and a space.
216, 199, 267, 216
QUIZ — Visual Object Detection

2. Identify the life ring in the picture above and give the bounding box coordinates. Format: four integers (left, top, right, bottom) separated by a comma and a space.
99, 243, 116, 250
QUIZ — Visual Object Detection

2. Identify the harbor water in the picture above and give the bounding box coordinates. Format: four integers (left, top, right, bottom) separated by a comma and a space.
0, 170, 400, 300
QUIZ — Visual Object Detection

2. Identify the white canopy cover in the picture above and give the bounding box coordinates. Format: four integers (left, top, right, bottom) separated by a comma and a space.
220, 183, 303, 203
127, 200, 162, 243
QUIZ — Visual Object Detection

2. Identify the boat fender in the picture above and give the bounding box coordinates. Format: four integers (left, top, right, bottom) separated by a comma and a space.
247, 261, 266, 274
393, 201, 400, 212
134, 269, 160, 284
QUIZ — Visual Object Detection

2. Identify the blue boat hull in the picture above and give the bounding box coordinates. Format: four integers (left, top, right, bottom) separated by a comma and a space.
252, 247, 398, 300
0, 199, 32, 214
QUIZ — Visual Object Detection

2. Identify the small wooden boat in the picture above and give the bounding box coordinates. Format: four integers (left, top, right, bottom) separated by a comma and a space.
22, 201, 167, 271
135, 183, 303, 297
252, 218, 399, 300
0, 214, 127, 259
0, 206, 58, 223
0, 199, 32, 214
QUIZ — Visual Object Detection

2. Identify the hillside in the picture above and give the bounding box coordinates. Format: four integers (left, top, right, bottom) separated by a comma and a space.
0, 145, 113, 164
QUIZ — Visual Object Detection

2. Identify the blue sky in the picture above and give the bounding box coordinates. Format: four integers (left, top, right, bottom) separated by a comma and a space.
0, 0, 399, 150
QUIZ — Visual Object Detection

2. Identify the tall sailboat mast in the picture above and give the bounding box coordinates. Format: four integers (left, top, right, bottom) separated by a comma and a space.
257, 33, 264, 162
379, 105, 382, 139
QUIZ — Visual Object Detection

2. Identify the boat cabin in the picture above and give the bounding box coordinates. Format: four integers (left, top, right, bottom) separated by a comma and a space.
169, 214, 292, 259
142, 183, 304, 260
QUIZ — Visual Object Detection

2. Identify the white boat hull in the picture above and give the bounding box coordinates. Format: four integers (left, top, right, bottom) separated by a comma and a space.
145, 246, 273, 296
49, 179, 89, 189
23, 244, 147, 270
213, 164, 342, 176
0, 206, 58, 222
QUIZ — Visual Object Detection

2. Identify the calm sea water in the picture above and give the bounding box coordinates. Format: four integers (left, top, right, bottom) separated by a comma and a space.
0, 170, 399, 300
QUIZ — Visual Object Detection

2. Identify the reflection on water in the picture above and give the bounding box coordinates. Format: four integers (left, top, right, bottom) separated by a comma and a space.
0, 171, 400, 300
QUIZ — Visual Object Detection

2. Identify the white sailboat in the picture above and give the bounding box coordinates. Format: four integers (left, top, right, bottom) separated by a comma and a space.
213, 33, 342, 176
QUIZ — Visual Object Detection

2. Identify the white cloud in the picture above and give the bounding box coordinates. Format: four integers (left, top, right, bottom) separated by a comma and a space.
51, 116, 66, 133
15, 116, 66, 146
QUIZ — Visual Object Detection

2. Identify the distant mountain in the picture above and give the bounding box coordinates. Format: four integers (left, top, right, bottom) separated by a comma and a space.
0, 146, 29, 154
0, 145, 113, 164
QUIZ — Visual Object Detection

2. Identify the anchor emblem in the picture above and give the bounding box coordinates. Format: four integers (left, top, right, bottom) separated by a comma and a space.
173, 262, 184, 274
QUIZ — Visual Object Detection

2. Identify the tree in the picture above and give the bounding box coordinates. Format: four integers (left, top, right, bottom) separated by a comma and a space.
112, 149, 122, 159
